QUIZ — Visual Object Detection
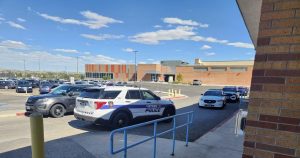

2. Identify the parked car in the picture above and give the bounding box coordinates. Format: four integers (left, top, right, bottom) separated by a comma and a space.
222, 86, 240, 103
199, 89, 226, 109
25, 84, 93, 118
0, 80, 15, 89
26, 79, 40, 88
238, 86, 249, 96
39, 81, 53, 94
16, 80, 33, 93
74, 86, 176, 128
192, 79, 202, 86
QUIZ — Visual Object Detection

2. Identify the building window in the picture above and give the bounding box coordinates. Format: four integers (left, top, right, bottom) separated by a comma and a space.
230, 67, 247, 72
193, 67, 208, 71
210, 67, 227, 71
85, 72, 113, 79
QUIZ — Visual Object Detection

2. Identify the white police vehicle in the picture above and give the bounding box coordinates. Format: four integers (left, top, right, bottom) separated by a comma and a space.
74, 86, 176, 128
199, 89, 226, 109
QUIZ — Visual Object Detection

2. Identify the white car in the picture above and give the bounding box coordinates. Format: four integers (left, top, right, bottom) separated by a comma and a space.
74, 86, 176, 128
199, 90, 226, 109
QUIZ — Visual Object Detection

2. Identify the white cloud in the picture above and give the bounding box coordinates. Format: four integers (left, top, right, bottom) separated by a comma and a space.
0, 40, 28, 49
200, 45, 212, 50
163, 17, 208, 28
80, 34, 124, 41
227, 42, 255, 49
38, 10, 123, 29
153, 25, 162, 28
83, 51, 91, 55
53, 49, 79, 53
0, 17, 5, 21
190, 36, 228, 44
0, 46, 127, 72
147, 58, 154, 61
122, 48, 134, 52
139, 61, 146, 64
7, 21, 26, 30
17, 18, 26, 22
205, 52, 216, 56
130, 26, 195, 44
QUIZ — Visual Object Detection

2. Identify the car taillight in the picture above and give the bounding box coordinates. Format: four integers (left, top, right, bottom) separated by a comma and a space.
94, 101, 107, 109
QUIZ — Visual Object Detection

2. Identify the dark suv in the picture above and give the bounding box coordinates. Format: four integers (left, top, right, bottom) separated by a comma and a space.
0, 80, 15, 89
25, 84, 92, 118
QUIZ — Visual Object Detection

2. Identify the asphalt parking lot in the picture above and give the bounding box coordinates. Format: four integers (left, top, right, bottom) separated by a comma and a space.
0, 83, 248, 157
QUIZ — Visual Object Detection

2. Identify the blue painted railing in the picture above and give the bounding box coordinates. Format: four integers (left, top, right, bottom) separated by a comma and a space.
110, 111, 194, 158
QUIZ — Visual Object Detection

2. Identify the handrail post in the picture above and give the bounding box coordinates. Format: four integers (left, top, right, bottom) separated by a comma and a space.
171, 117, 176, 156
123, 130, 128, 158
185, 114, 190, 147
153, 122, 157, 158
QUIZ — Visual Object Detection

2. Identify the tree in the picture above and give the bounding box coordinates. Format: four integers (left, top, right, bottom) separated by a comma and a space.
176, 73, 183, 83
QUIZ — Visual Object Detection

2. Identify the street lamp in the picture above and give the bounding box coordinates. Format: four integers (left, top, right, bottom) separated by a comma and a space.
132, 50, 138, 82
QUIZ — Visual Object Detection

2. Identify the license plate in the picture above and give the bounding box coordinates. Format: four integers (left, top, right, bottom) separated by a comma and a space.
205, 104, 214, 107
26, 106, 30, 110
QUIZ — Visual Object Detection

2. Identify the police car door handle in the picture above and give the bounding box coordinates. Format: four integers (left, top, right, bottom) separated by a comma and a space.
146, 101, 152, 103
125, 101, 132, 103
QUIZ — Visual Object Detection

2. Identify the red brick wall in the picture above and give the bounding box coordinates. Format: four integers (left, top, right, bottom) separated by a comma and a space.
243, 0, 300, 158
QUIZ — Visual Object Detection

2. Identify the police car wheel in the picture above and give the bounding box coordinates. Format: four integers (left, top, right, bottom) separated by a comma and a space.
111, 112, 130, 129
50, 104, 65, 118
162, 108, 175, 123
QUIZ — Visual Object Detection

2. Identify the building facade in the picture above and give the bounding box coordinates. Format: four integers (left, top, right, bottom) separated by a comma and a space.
176, 59, 254, 86
238, 0, 300, 157
85, 59, 253, 86
85, 64, 136, 81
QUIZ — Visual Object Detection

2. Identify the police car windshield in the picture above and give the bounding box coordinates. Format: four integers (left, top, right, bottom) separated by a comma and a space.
204, 91, 222, 96
80, 88, 104, 99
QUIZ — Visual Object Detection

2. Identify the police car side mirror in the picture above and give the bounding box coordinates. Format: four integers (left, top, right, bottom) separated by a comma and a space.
156, 96, 161, 100
201, 94, 203, 95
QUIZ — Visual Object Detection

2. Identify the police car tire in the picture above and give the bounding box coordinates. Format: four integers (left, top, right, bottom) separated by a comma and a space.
162, 108, 175, 123
50, 104, 66, 118
111, 112, 131, 129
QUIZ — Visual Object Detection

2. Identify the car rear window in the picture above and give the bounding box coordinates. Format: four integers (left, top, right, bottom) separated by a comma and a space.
80, 88, 104, 99
223, 87, 237, 92
100, 91, 121, 99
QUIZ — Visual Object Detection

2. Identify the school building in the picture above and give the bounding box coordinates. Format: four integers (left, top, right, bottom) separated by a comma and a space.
85, 58, 254, 86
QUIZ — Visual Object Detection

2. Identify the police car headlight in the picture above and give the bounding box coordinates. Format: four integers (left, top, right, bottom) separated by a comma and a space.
39, 98, 49, 102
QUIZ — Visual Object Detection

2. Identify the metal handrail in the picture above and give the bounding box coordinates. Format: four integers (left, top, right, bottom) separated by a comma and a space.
110, 111, 194, 158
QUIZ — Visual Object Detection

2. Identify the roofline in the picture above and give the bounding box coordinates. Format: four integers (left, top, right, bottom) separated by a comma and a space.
235, 0, 256, 48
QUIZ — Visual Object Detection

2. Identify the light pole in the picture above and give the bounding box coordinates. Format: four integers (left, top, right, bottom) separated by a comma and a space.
76, 56, 79, 74
133, 50, 138, 82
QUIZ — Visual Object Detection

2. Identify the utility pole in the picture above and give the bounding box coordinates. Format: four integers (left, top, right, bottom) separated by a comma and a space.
23, 59, 26, 77
38, 58, 41, 72
133, 50, 138, 82
76, 56, 79, 74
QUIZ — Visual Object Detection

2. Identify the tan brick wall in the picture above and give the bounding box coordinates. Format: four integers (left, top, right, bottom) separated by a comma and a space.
243, 0, 300, 158
176, 66, 253, 86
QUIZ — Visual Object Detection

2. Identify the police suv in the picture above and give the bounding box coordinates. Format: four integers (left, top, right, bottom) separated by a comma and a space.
74, 86, 176, 128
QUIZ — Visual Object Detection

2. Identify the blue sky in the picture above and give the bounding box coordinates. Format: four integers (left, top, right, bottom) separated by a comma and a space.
0, 0, 255, 72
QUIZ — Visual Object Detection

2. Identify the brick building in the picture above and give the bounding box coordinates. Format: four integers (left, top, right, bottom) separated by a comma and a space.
85, 59, 253, 86
237, 0, 300, 157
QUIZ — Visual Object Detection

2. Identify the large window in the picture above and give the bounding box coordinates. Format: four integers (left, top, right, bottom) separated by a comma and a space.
230, 67, 248, 72
85, 72, 113, 79
210, 67, 227, 72
193, 67, 208, 71
126, 90, 142, 99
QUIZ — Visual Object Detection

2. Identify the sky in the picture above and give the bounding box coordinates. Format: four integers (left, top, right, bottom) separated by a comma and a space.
0, 0, 255, 72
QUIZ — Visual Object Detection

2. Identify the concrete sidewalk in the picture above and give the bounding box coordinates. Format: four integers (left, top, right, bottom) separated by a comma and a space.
71, 114, 244, 158
0, 112, 244, 158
